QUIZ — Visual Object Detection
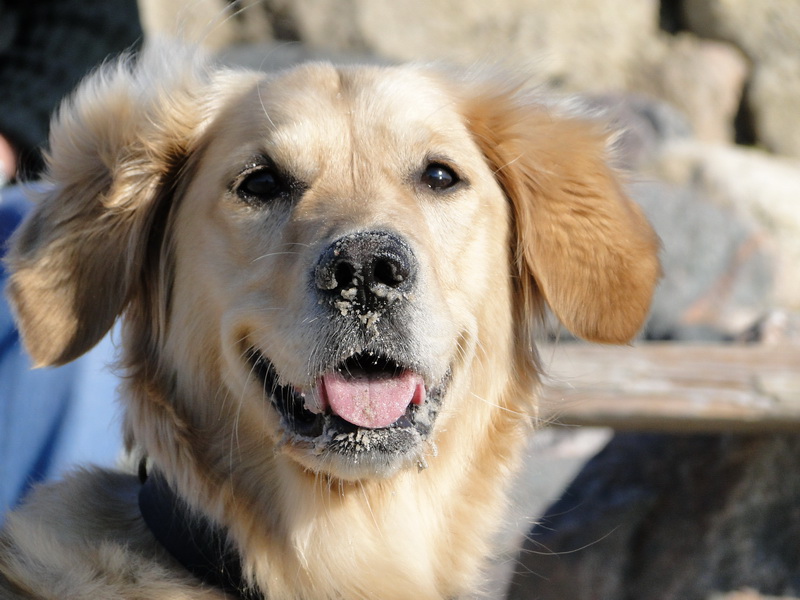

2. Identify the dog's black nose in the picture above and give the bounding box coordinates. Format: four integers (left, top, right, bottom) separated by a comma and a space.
315, 231, 417, 313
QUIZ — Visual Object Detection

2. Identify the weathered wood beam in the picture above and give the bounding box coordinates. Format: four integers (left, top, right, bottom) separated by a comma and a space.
539, 343, 800, 432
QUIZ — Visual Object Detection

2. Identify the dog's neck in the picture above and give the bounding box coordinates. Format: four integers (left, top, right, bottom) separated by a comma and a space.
138, 466, 263, 599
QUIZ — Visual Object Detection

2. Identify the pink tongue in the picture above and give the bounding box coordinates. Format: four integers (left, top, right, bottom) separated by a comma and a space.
321, 370, 425, 429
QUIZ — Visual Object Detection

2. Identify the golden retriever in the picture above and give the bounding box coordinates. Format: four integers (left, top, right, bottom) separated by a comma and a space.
0, 43, 659, 599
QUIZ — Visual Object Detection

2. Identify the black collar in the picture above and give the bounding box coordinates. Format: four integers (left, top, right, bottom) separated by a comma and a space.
138, 467, 264, 599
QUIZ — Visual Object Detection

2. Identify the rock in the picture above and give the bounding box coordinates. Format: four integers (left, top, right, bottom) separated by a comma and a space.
682, 0, 800, 157
508, 432, 800, 600
585, 93, 693, 171
682, 0, 800, 60
748, 57, 800, 157
139, 0, 235, 49
138, 0, 275, 49
630, 33, 748, 144
737, 310, 800, 345
258, 0, 660, 92
629, 181, 774, 340
215, 42, 388, 73
653, 141, 800, 309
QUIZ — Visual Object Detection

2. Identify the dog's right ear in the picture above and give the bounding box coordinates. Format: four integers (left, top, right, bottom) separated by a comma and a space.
5, 44, 213, 367
457, 74, 661, 347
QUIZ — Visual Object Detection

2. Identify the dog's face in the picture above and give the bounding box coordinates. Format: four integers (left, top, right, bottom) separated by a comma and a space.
169, 65, 514, 478
7, 47, 659, 501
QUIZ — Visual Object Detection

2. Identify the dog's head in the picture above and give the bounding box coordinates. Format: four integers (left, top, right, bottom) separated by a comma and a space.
6, 46, 659, 495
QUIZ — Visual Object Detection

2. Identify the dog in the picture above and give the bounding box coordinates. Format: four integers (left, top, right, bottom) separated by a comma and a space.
0, 43, 660, 599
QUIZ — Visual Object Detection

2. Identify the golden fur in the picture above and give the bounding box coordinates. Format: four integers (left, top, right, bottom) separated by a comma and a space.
1, 44, 659, 599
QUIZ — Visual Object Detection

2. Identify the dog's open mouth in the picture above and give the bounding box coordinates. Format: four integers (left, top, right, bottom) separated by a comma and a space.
246, 348, 443, 459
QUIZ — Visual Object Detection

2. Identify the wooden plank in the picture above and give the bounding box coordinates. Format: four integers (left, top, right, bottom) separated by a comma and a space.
539, 343, 800, 432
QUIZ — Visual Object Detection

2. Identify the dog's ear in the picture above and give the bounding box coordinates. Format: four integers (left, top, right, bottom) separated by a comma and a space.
461, 79, 661, 344
5, 45, 212, 366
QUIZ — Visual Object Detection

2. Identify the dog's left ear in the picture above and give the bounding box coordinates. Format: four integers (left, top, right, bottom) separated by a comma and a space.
5, 44, 214, 367
461, 79, 661, 344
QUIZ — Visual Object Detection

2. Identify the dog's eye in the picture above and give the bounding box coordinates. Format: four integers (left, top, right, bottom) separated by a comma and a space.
420, 163, 459, 191
236, 168, 284, 202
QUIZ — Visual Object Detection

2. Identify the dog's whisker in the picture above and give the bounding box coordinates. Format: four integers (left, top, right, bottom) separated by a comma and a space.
256, 77, 277, 130
251, 250, 302, 263
469, 391, 529, 418
520, 525, 621, 557
158, 0, 255, 50
358, 481, 382, 535
200, 0, 250, 47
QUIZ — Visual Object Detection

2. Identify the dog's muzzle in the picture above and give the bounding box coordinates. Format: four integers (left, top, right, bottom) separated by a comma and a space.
246, 231, 446, 471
